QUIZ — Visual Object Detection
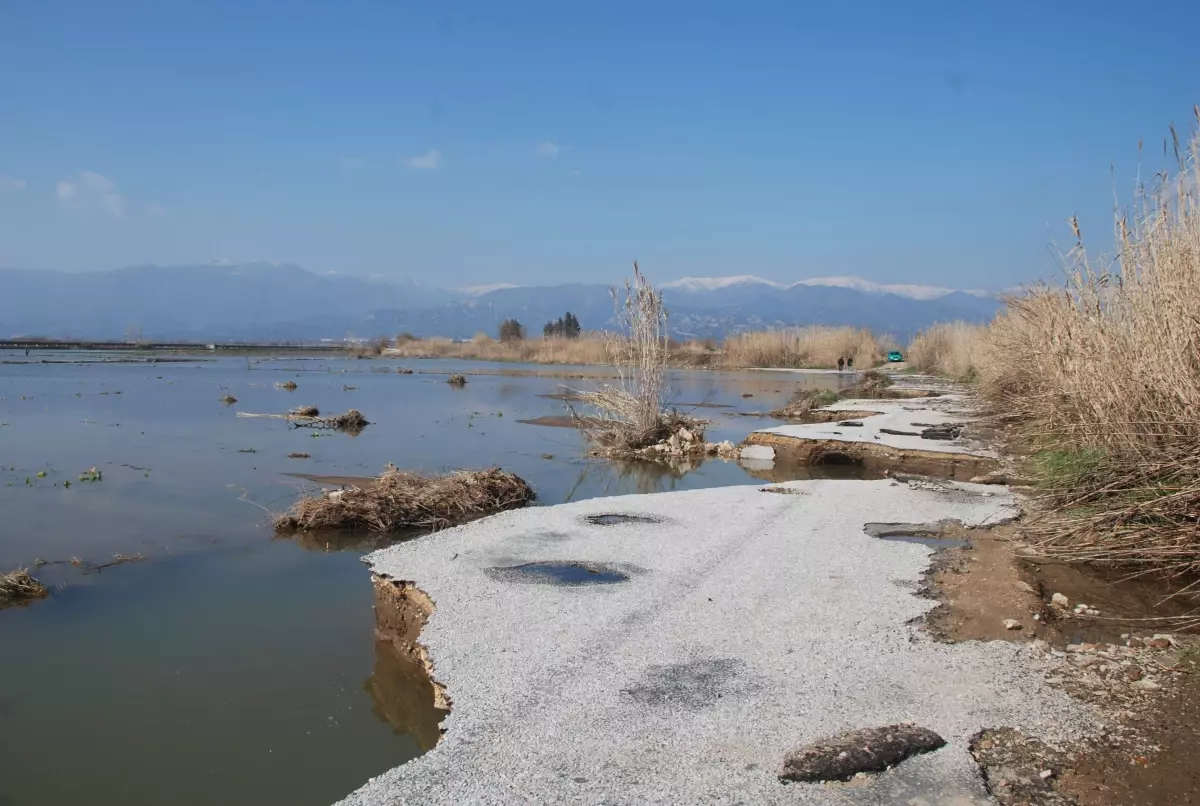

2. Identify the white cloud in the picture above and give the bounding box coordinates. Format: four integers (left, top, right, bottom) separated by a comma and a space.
341, 156, 366, 170
535, 141, 562, 159
145, 204, 166, 218
56, 171, 129, 218
102, 193, 127, 219
79, 171, 115, 193
403, 149, 442, 170
0, 177, 26, 190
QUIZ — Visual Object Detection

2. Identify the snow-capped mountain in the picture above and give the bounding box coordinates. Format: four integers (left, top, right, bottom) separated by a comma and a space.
0, 265, 1002, 342
665, 274, 989, 302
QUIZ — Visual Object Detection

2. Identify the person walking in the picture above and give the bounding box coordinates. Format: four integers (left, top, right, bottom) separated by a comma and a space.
846, 357, 854, 370
837, 356, 845, 372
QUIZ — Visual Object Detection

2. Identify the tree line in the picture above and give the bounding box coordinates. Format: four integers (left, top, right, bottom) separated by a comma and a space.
498, 311, 581, 342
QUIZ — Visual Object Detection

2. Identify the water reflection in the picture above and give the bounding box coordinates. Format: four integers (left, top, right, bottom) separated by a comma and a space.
365, 640, 449, 753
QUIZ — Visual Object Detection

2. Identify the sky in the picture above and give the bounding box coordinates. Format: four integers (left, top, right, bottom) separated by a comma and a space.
1, 0, 1198, 290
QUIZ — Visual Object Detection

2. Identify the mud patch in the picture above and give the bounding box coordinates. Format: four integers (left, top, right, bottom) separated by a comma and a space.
864, 521, 968, 549
485, 561, 632, 586
780, 724, 947, 783
622, 658, 750, 709
585, 513, 661, 527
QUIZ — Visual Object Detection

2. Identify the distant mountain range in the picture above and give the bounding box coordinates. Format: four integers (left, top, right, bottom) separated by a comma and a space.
0, 262, 1003, 342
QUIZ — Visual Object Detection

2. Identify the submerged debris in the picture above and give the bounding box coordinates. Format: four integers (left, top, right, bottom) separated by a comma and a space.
1, 568, 49, 609
220, 394, 238, 405
276, 381, 298, 390
289, 405, 320, 418
274, 465, 534, 533
397, 367, 414, 374
287, 452, 311, 459
447, 374, 467, 386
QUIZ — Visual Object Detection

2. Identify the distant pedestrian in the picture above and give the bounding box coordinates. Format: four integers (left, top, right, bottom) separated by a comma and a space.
837, 357, 845, 372
846, 357, 854, 370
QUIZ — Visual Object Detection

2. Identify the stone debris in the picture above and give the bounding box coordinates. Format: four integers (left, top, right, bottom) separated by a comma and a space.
1051, 592, 1069, 608
779, 724, 946, 783
1002, 619, 1022, 631
970, 727, 1074, 806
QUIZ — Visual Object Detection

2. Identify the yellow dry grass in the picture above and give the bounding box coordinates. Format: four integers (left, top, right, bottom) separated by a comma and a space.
387, 334, 611, 365
717, 327, 883, 369
906, 322, 988, 379
274, 465, 535, 533
978, 111, 1200, 581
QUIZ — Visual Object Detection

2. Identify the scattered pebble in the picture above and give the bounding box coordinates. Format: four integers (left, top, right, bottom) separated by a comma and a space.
1002, 619, 1022, 631
1051, 592, 1069, 608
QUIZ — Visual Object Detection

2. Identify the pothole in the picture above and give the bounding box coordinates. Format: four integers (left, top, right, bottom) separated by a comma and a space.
485, 561, 632, 585
863, 521, 968, 549
585, 513, 661, 526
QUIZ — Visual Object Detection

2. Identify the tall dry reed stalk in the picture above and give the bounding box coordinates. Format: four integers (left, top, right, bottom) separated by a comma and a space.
979, 110, 1200, 582
570, 264, 692, 452
906, 322, 988, 379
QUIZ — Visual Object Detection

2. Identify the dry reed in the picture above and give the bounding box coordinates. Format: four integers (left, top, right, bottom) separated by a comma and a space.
274, 465, 535, 533
906, 322, 988, 379
978, 111, 1200, 579
1, 568, 48, 608
720, 327, 883, 369
569, 264, 700, 452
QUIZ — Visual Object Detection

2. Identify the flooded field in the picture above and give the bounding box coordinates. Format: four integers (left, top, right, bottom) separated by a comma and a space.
0, 351, 861, 806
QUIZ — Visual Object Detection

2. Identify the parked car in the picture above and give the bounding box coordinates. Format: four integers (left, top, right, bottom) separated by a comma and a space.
887, 350, 904, 362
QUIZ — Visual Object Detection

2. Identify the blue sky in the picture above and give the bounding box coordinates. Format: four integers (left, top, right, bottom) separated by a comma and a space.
1, 1, 1197, 289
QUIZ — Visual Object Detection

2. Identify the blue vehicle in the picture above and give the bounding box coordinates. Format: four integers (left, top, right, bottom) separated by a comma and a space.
887, 350, 904, 362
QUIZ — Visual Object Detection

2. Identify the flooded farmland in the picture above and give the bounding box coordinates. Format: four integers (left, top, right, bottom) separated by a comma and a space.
0, 352, 860, 806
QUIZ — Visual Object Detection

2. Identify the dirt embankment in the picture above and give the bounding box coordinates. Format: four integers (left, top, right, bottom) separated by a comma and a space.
743, 430, 999, 480
922, 521, 1200, 805
370, 575, 450, 749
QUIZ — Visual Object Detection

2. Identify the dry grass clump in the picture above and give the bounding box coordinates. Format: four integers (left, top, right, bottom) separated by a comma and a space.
289, 405, 320, 417
276, 381, 298, 391
844, 369, 893, 397
906, 322, 988, 379
569, 264, 701, 453
772, 388, 841, 419
720, 327, 883, 369
1, 568, 48, 608
274, 465, 535, 533
446, 374, 467, 386
387, 333, 612, 365
220, 394, 237, 405
978, 113, 1200, 577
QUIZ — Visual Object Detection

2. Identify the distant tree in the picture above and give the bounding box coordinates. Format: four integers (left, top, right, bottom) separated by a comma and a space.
542, 311, 582, 339
498, 318, 525, 342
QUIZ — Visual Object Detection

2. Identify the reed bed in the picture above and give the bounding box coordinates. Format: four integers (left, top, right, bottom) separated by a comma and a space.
978, 112, 1200, 582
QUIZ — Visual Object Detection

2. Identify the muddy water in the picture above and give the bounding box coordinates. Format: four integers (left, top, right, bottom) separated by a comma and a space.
0, 352, 859, 806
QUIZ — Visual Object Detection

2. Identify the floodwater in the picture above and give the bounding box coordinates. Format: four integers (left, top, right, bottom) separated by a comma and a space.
0, 352, 860, 806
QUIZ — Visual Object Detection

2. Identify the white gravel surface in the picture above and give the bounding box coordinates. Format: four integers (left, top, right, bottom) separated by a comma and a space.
754, 394, 997, 458
339, 479, 1096, 805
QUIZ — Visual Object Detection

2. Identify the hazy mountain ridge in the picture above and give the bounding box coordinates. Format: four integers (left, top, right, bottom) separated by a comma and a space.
0, 264, 1002, 342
